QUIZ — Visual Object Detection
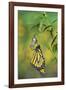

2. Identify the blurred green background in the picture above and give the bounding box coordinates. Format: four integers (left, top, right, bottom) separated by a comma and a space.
18, 10, 58, 79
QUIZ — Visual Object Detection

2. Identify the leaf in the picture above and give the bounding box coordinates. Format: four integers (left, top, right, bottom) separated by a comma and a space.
49, 28, 53, 38
44, 25, 52, 31
31, 23, 40, 29
31, 16, 42, 30
52, 44, 57, 52
51, 34, 57, 46
38, 21, 46, 32
51, 19, 57, 24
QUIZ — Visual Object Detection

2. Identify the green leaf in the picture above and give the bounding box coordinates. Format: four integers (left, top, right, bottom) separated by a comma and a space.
51, 34, 57, 46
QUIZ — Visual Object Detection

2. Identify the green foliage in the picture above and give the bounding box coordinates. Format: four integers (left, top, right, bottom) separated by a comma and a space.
31, 12, 58, 58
